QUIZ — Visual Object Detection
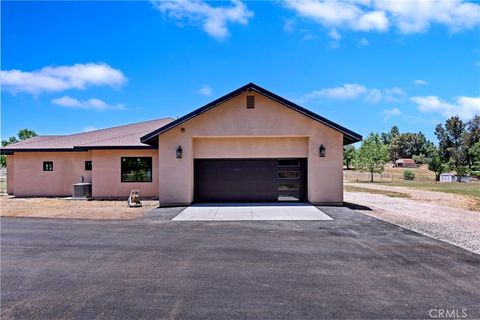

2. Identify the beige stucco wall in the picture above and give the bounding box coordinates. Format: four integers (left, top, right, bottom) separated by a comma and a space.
157, 91, 344, 206
9, 149, 158, 198
11, 151, 92, 197
91, 149, 158, 198
193, 137, 308, 158
6, 155, 14, 195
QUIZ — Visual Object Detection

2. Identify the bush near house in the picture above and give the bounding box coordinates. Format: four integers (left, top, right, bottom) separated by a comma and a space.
403, 169, 416, 181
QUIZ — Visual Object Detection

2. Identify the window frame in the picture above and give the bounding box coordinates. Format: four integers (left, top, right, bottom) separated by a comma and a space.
120, 157, 153, 183
85, 161, 92, 171
43, 161, 53, 171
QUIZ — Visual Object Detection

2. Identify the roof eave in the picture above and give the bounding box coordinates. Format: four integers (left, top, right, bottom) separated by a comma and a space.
140, 83, 363, 145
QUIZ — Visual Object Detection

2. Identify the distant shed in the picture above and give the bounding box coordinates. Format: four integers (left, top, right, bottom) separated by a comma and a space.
395, 159, 416, 168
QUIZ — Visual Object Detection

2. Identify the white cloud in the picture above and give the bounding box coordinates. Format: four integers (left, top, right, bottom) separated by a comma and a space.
0, 63, 127, 95
413, 79, 428, 85
302, 83, 368, 100
328, 29, 342, 40
300, 83, 405, 103
282, 0, 480, 34
411, 95, 480, 120
197, 84, 212, 96
283, 19, 295, 32
83, 126, 98, 132
151, 0, 253, 40
52, 96, 125, 111
382, 107, 402, 120
357, 38, 369, 46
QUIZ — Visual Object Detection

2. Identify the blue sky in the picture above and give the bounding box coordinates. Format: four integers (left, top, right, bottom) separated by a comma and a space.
1, 0, 479, 143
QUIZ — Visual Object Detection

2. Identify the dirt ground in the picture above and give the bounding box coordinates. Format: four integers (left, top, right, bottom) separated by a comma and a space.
0, 196, 158, 220
346, 182, 478, 211
345, 183, 480, 254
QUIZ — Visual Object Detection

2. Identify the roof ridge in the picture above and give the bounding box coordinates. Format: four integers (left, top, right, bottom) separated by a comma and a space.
67, 117, 174, 137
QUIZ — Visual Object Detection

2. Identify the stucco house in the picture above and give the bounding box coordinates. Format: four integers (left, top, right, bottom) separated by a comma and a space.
1, 83, 362, 206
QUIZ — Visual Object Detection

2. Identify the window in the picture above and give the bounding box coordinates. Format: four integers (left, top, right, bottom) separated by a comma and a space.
278, 182, 300, 191
246, 95, 255, 109
43, 161, 53, 171
278, 171, 299, 179
278, 159, 299, 167
121, 157, 152, 182
85, 161, 92, 171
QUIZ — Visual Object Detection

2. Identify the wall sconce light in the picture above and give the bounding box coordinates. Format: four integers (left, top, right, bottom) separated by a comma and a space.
319, 144, 326, 157
176, 146, 183, 159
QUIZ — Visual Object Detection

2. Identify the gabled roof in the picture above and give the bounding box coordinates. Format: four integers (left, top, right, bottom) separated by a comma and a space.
141, 83, 362, 145
1, 118, 173, 154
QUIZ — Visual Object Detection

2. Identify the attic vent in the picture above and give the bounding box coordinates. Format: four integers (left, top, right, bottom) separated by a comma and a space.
246, 95, 255, 109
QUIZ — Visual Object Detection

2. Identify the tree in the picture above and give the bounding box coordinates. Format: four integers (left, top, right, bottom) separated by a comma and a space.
343, 145, 356, 170
354, 133, 388, 182
469, 141, 480, 169
463, 115, 480, 168
428, 155, 446, 181
0, 129, 38, 167
435, 116, 469, 175
381, 125, 399, 145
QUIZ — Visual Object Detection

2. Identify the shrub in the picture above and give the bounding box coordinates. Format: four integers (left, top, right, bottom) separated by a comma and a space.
403, 169, 416, 181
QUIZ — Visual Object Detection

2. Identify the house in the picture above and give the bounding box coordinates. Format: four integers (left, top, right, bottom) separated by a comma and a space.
1, 83, 362, 206
395, 158, 416, 168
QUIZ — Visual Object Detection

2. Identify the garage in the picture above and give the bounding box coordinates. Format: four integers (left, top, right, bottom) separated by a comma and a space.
194, 158, 307, 202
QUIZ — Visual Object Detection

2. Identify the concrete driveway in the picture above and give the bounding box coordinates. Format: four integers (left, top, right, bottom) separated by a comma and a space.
172, 203, 333, 221
1, 207, 479, 319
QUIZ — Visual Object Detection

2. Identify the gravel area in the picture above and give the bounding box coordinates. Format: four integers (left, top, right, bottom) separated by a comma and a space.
0, 196, 158, 220
345, 191, 480, 255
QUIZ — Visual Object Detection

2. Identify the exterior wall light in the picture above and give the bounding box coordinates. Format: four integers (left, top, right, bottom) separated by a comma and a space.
319, 144, 326, 157
176, 146, 183, 159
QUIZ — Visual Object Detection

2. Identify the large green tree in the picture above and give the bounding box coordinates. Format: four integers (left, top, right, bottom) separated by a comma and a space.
1, 129, 38, 167
428, 155, 446, 181
380, 126, 399, 145
464, 115, 480, 168
343, 145, 356, 170
354, 133, 388, 182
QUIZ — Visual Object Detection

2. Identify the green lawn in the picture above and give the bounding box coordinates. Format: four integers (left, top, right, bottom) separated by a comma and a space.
381, 181, 480, 199
345, 185, 411, 198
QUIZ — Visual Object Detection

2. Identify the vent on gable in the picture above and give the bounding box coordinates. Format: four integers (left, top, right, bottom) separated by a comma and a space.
246, 95, 255, 109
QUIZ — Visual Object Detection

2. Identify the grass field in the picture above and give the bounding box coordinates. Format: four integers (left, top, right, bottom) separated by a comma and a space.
381, 181, 480, 199
345, 185, 411, 198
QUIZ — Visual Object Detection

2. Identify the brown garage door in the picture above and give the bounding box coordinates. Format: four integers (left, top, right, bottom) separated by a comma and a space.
194, 159, 307, 202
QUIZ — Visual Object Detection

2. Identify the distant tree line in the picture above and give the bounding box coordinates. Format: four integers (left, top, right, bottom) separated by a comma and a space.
0, 129, 38, 167
344, 115, 480, 182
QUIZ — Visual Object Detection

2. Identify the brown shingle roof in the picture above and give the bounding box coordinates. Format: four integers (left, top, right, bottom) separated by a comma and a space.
1, 118, 173, 152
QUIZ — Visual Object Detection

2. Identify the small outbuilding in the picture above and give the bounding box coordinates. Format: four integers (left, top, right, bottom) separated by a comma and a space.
395, 159, 416, 168
439, 173, 456, 183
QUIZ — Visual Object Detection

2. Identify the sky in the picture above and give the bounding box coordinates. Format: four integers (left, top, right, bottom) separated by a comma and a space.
1, 0, 479, 143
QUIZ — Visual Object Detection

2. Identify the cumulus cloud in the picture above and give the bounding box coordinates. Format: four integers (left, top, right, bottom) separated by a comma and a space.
151, 0, 253, 40
303, 83, 367, 100
0, 63, 127, 95
52, 96, 125, 111
357, 37, 369, 46
197, 84, 212, 96
283, 19, 295, 32
413, 79, 428, 85
300, 83, 405, 103
282, 0, 480, 34
411, 95, 480, 120
382, 107, 402, 120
